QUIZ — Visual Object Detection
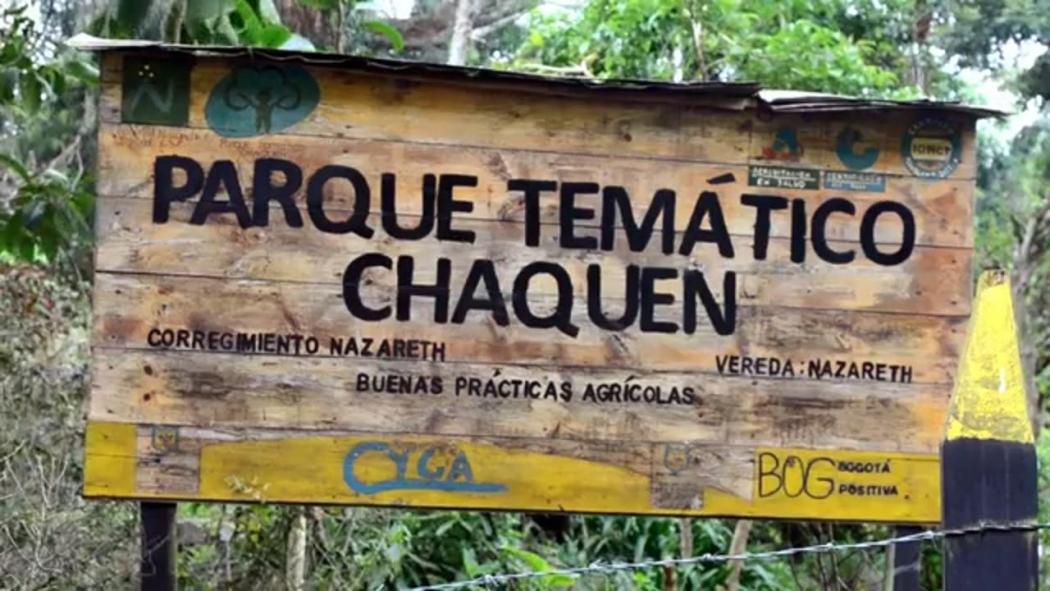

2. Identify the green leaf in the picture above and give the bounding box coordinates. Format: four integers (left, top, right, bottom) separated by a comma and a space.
504, 547, 552, 572
19, 71, 41, 111
233, 0, 264, 37
42, 168, 69, 185
0, 154, 31, 182
186, 0, 234, 22
297, 0, 341, 10
115, 0, 156, 33
256, 0, 283, 24
258, 24, 293, 48
362, 20, 405, 52
502, 547, 577, 588
214, 15, 241, 45
21, 200, 46, 228
0, 68, 16, 102
64, 58, 100, 86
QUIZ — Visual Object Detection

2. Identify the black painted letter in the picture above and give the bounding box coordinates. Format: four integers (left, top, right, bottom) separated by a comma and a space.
252, 158, 303, 228
639, 267, 678, 333
306, 165, 374, 237
437, 174, 477, 243
740, 194, 787, 260
679, 191, 734, 258
191, 160, 253, 228
382, 173, 436, 240
683, 270, 736, 336
451, 259, 509, 326
343, 253, 392, 321
601, 187, 676, 254
153, 156, 204, 223
507, 179, 557, 247
861, 201, 915, 265
587, 264, 639, 330
396, 256, 451, 322
512, 262, 579, 337
559, 182, 599, 250
811, 198, 856, 264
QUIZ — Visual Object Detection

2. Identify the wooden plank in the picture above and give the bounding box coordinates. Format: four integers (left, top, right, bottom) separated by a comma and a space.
100, 56, 754, 167
98, 52, 753, 110
86, 48, 980, 523
89, 348, 950, 452
96, 124, 976, 248
82, 422, 941, 522
99, 55, 976, 180
96, 197, 971, 316
91, 272, 965, 383
83, 421, 137, 497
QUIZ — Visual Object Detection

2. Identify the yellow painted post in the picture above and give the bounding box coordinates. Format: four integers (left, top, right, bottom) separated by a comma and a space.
942, 271, 1038, 590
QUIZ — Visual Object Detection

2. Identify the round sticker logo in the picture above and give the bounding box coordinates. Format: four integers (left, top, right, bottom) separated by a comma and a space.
205, 65, 320, 138
835, 127, 879, 170
901, 118, 961, 179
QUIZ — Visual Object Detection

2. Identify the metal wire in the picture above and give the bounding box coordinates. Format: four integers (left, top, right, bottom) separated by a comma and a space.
408, 521, 1050, 590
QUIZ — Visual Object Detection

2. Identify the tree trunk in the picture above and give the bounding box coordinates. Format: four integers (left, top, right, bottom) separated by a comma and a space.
447, 0, 473, 65
274, 0, 339, 50
285, 509, 308, 591
723, 520, 752, 591
679, 517, 693, 557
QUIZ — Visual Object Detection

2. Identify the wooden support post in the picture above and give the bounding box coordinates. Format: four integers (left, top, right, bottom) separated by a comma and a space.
941, 271, 1038, 591
140, 501, 178, 591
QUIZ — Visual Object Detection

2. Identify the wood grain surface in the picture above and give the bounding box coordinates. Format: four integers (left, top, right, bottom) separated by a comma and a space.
84, 51, 978, 522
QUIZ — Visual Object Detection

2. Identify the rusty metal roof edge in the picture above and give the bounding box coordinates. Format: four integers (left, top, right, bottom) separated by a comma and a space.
757, 89, 1008, 117
68, 34, 1007, 117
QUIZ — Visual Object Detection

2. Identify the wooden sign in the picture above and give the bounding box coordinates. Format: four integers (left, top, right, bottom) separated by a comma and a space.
81, 42, 987, 523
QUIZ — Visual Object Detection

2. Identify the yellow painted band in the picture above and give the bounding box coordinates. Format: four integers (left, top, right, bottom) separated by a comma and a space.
81, 425, 940, 522
83, 421, 137, 497
946, 271, 1034, 444
192, 436, 939, 522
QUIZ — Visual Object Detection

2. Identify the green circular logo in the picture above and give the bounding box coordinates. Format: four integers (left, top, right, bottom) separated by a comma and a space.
205, 65, 320, 138
901, 118, 961, 179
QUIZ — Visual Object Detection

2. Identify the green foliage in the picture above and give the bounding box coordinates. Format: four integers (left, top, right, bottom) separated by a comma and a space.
520, 0, 693, 80
935, 0, 1050, 100
167, 506, 798, 589
0, 156, 93, 263
1038, 430, 1050, 579
502, 546, 577, 587
938, 0, 1050, 69
514, 0, 918, 96
978, 121, 1050, 409
294, 0, 407, 55
0, 7, 97, 268
362, 19, 406, 52
0, 267, 139, 588
725, 19, 900, 96
91, 0, 301, 48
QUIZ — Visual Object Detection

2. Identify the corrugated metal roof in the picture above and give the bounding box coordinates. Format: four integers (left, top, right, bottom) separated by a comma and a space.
757, 90, 1006, 117
68, 34, 1006, 117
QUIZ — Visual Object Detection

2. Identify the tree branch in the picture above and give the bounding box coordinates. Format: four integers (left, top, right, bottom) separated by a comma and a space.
447, 0, 474, 65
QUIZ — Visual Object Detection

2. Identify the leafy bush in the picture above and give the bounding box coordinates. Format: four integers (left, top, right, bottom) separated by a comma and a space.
0, 7, 97, 269
0, 266, 137, 589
